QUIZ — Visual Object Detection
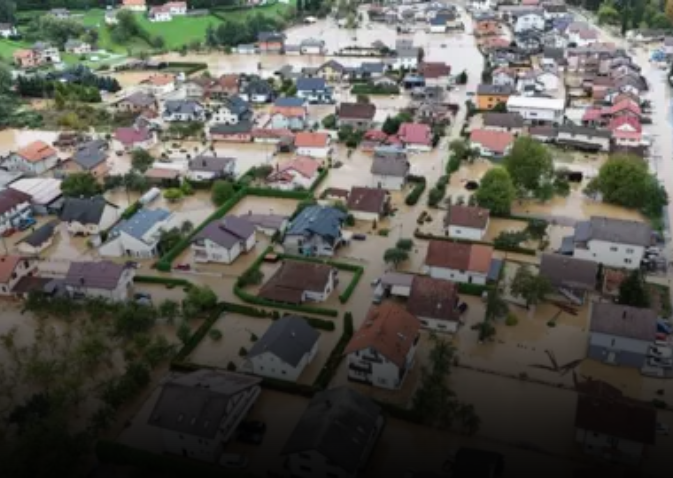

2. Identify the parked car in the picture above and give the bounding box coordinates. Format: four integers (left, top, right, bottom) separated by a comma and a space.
656, 422, 669, 435
2, 228, 16, 237
174, 263, 191, 271
134, 292, 152, 301
457, 302, 468, 314
352, 233, 367, 240
220, 454, 248, 469
18, 217, 36, 231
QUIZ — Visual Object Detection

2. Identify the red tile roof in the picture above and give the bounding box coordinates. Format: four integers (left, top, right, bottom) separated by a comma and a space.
337, 102, 376, 120
420, 62, 451, 79
446, 205, 490, 229
609, 99, 641, 117
294, 132, 329, 148
346, 187, 388, 214
114, 127, 151, 145
407, 275, 459, 322
425, 240, 493, 274
398, 123, 431, 146
469, 129, 514, 154
268, 157, 320, 180
344, 303, 420, 368
16, 141, 57, 163
0, 256, 23, 284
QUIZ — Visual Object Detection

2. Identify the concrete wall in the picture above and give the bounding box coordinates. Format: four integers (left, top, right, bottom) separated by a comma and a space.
419, 316, 459, 333
588, 332, 649, 368
249, 342, 317, 382
371, 174, 405, 191
448, 223, 486, 241
574, 239, 645, 269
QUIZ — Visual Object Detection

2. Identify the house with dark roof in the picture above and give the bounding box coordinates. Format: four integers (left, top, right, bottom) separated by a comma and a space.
482, 112, 525, 133
345, 303, 420, 389
64, 260, 135, 301
557, 124, 611, 152
58, 139, 110, 178
187, 155, 235, 181
568, 216, 652, 269
59, 196, 119, 236
587, 302, 657, 371
236, 212, 288, 236
211, 95, 252, 124
115, 91, 157, 113
575, 388, 656, 465
148, 369, 262, 462
539, 253, 598, 305
99, 208, 172, 259
208, 121, 254, 142
346, 187, 390, 221
282, 386, 384, 478
407, 275, 461, 333
283, 205, 347, 257
336, 102, 377, 130
17, 220, 58, 255
257, 31, 286, 52
370, 154, 409, 191
245, 315, 319, 382
191, 216, 256, 264
0, 188, 32, 235
476, 84, 514, 110
163, 99, 206, 122
444, 205, 490, 241
238, 77, 275, 104
296, 77, 333, 104
423, 240, 496, 285
259, 260, 337, 304
0, 255, 39, 296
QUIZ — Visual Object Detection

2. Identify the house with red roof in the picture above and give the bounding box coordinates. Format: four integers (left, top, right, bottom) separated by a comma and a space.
609, 116, 642, 147
423, 240, 495, 285
609, 99, 641, 119
294, 132, 331, 158
122, 0, 147, 11
361, 130, 388, 152
267, 157, 320, 190
114, 127, 156, 150
469, 129, 514, 158
6, 141, 59, 175
398, 123, 432, 152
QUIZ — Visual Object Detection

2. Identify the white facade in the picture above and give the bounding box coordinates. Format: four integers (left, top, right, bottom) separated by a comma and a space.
536, 71, 560, 91
0, 26, 17, 38
191, 233, 255, 264
268, 171, 316, 191
573, 239, 645, 269
0, 199, 31, 234
419, 316, 459, 333
448, 222, 488, 241
575, 428, 645, 465
211, 107, 244, 124
568, 31, 598, 47
430, 24, 447, 33
304, 272, 336, 302
393, 56, 418, 70
99, 229, 165, 259
65, 206, 119, 237
347, 340, 418, 390
164, 106, 205, 122
557, 129, 610, 152
371, 174, 405, 191
493, 71, 517, 87
403, 142, 432, 153
66, 268, 135, 301
150, 10, 172, 22
0, 258, 38, 296
423, 265, 487, 285
506, 96, 565, 123
247, 342, 318, 382
6, 152, 58, 175
122, 1, 147, 11
514, 13, 545, 33
296, 145, 330, 158
351, 210, 380, 222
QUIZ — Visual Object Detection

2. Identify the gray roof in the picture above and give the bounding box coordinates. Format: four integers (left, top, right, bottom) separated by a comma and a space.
193, 216, 255, 249
286, 206, 347, 245
539, 253, 598, 290
148, 369, 261, 439
109, 208, 171, 243
297, 77, 327, 91
574, 216, 652, 247
209, 121, 253, 135
72, 139, 108, 170
164, 99, 203, 116
487, 258, 503, 281
381, 272, 415, 288
258, 31, 286, 42
483, 112, 524, 128
557, 124, 612, 139
247, 315, 319, 366
476, 84, 515, 95
361, 62, 385, 74
33, 41, 53, 51
237, 213, 287, 230
242, 79, 273, 96
281, 386, 382, 472
59, 197, 108, 225
300, 38, 325, 47
65, 261, 127, 290
18, 220, 58, 247
589, 303, 657, 341
122, 92, 156, 108
222, 95, 250, 115
188, 156, 235, 173
274, 96, 305, 107
371, 156, 409, 177
65, 39, 85, 49
397, 47, 419, 58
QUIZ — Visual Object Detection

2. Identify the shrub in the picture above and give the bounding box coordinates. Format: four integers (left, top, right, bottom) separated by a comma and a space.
208, 328, 223, 340
378, 229, 390, 237
250, 333, 258, 342
238, 347, 247, 356
234, 286, 339, 317
405, 179, 427, 205
314, 313, 354, 389
226, 361, 237, 371
505, 313, 518, 326
351, 83, 400, 95
547, 320, 556, 327
339, 268, 363, 304
458, 283, 490, 296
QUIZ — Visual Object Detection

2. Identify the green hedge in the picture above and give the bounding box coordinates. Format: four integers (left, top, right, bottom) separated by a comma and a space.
339, 267, 363, 304
246, 187, 311, 199
405, 180, 427, 206
121, 201, 142, 220
413, 230, 537, 256
458, 283, 491, 296
220, 301, 270, 317
261, 377, 317, 397
96, 440, 255, 478
135, 275, 193, 288
351, 84, 400, 95
309, 168, 329, 192
314, 312, 354, 390
234, 286, 339, 317
173, 305, 223, 364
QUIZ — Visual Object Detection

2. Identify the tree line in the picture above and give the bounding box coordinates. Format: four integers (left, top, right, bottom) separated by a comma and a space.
204, 11, 287, 48
16, 69, 120, 100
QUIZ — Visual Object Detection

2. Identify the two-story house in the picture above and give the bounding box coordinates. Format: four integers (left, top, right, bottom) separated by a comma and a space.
210, 95, 252, 125
423, 240, 495, 285
296, 77, 333, 104
245, 315, 319, 382
316, 60, 347, 82
64, 260, 135, 301
0, 189, 32, 235
187, 155, 235, 181
568, 216, 652, 269
259, 260, 337, 304
406, 275, 462, 333
506, 95, 565, 124
32, 42, 60, 64
444, 205, 490, 240
345, 302, 420, 389
469, 129, 515, 158
163, 100, 206, 122
148, 369, 262, 463
283, 205, 347, 257
556, 124, 611, 152
59, 196, 119, 236
266, 157, 320, 190
370, 152, 409, 190
190, 215, 256, 264
0, 255, 39, 296
258, 31, 286, 52
476, 84, 514, 110
294, 132, 331, 158
115, 92, 157, 113
346, 187, 390, 222
99, 208, 172, 259
6, 141, 59, 175
270, 97, 308, 130
513, 10, 545, 33
141, 73, 176, 96
336, 102, 376, 130
64, 39, 92, 55
57, 139, 110, 179
238, 77, 275, 104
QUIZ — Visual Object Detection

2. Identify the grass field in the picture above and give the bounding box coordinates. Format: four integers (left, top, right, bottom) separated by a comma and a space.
0, 38, 32, 60
137, 15, 225, 49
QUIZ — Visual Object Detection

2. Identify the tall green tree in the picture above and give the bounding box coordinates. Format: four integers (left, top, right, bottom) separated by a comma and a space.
474, 167, 516, 215
131, 149, 154, 172
211, 180, 236, 206
503, 137, 554, 198
618, 269, 650, 308
383, 248, 409, 268
60, 172, 102, 198
510, 265, 552, 308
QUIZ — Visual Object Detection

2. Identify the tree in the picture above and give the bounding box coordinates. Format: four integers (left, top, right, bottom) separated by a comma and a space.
664, 0, 673, 26
322, 114, 337, 129
355, 94, 370, 103
180, 220, 194, 235
474, 167, 516, 215
456, 70, 468, 84
61, 172, 102, 198
382, 115, 401, 135
503, 137, 554, 198
396, 238, 414, 251
0, 0, 16, 24
597, 3, 620, 24
163, 188, 184, 203
618, 269, 650, 308
183, 285, 218, 317
158, 299, 180, 323
510, 265, 552, 307
586, 154, 668, 220
211, 180, 236, 206
176, 321, 191, 345
383, 248, 409, 268
131, 149, 154, 172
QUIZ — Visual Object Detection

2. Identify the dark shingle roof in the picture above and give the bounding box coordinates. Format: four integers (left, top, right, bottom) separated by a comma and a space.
370, 156, 409, 177
188, 156, 235, 173
59, 197, 108, 225
64, 261, 127, 290
72, 139, 108, 170
483, 112, 524, 128
557, 124, 612, 139
193, 216, 255, 249
589, 303, 657, 341
539, 253, 597, 290
574, 216, 652, 247
281, 386, 382, 473
297, 77, 327, 91
18, 220, 58, 247
247, 315, 319, 366
477, 84, 515, 96
274, 97, 305, 107
286, 206, 346, 244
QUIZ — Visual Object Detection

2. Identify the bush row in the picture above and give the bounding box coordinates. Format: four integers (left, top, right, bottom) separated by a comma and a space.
457, 283, 491, 296
314, 312, 354, 389
339, 267, 363, 304
413, 230, 537, 256
135, 275, 193, 288
121, 201, 142, 220
163, 62, 208, 75
351, 84, 400, 95
405, 179, 427, 206
245, 187, 311, 200
260, 377, 317, 397
309, 168, 329, 192
173, 306, 223, 364
234, 286, 339, 317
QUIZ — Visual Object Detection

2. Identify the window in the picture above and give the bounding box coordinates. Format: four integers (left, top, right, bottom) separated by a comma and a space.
610, 246, 618, 251
626, 248, 634, 254
624, 259, 632, 264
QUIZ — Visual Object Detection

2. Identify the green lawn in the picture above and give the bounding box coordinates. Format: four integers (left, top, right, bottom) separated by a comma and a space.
220, 0, 296, 21
136, 14, 224, 49
0, 39, 33, 61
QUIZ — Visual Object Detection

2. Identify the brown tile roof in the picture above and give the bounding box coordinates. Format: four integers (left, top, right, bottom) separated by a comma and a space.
0, 188, 31, 215
294, 132, 329, 148
143, 73, 175, 86
17, 141, 57, 163
419, 62, 451, 79
470, 129, 514, 154
539, 253, 598, 290
424, 241, 493, 274
337, 102, 376, 120
65, 261, 128, 290
0, 256, 23, 283
407, 275, 459, 321
346, 187, 388, 214
575, 394, 656, 444
259, 260, 334, 304
344, 303, 420, 368
323, 188, 350, 199
145, 168, 180, 180
445, 205, 490, 230
217, 74, 239, 89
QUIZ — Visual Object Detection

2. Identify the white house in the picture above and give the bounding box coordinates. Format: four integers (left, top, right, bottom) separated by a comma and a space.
149, 6, 172, 21
148, 370, 262, 463
210, 96, 252, 124
165, 1, 187, 14
514, 11, 545, 33
266, 157, 320, 190
259, 260, 336, 304
445, 205, 490, 241
0, 24, 17, 38
59, 197, 119, 237
568, 28, 599, 47
393, 47, 419, 70
245, 315, 319, 382
294, 132, 331, 158
506, 96, 565, 124
122, 0, 147, 12
406, 275, 461, 333
570, 216, 651, 269
370, 153, 409, 190
104, 10, 119, 24
141, 73, 176, 96
17, 220, 58, 255
346, 187, 389, 222
32, 42, 61, 64
0, 256, 39, 296
64, 261, 135, 301
423, 240, 494, 285
190, 216, 256, 264
575, 391, 656, 466
5, 140, 59, 175
0, 188, 32, 235
492, 68, 518, 87
99, 208, 172, 259
64, 39, 92, 55
557, 125, 611, 152
535, 70, 560, 91
281, 387, 384, 478
345, 303, 420, 390
163, 100, 206, 122
187, 156, 236, 182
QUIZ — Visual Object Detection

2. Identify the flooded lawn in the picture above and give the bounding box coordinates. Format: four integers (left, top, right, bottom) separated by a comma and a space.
109, 71, 158, 88
0, 129, 60, 156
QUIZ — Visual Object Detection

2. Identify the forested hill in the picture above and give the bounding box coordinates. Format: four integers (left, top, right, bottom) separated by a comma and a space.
565, 0, 673, 33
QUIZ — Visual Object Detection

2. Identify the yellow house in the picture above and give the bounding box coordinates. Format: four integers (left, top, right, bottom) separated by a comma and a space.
317, 60, 346, 82
476, 84, 514, 110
